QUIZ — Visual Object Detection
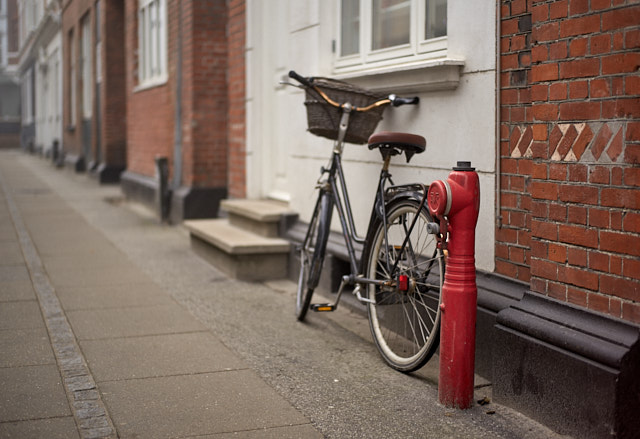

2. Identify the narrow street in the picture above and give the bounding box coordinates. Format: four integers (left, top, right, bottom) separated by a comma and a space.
1, 150, 568, 438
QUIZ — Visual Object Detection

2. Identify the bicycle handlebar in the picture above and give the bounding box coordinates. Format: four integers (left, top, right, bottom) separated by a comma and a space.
389, 95, 420, 107
288, 70, 312, 88
288, 70, 419, 111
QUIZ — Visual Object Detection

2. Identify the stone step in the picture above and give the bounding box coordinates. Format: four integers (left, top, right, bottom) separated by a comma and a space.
221, 199, 296, 238
184, 219, 290, 281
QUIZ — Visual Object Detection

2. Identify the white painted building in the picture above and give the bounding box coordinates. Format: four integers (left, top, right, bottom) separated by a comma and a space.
0, 0, 22, 149
246, 0, 497, 271
34, 29, 62, 155
17, 0, 62, 155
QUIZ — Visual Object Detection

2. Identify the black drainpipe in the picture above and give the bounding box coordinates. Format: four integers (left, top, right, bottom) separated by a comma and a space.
173, 0, 183, 191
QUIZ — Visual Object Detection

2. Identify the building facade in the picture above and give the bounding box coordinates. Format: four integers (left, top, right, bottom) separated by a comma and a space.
0, 0, 21, 149
61, 0, 126, 181
243, 1, 638, 437
79, 0, 640, 436
120, 0, 239, 220
494, 1, 639, 436
246, 1, 497, 272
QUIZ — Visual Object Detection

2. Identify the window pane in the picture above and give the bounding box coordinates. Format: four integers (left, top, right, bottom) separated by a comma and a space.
372, 0, 410, 51
144, 8, 151, 78
159, 0, 166, 73
69, 32, 75, 124
341, 0, 359, 56
138, 9, 144, 80
81, 15, 92, 118
425, 0, 446, 40
150, 2, 157, 76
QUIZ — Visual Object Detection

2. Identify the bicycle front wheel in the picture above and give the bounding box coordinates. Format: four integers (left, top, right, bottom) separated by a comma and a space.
362, 198, 444, 372
296, 191, 333, 321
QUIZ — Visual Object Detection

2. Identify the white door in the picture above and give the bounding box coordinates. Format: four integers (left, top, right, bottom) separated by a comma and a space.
247, 0, 291, 201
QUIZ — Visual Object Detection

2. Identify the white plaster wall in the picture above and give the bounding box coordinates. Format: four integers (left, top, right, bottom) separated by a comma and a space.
246, 0, 497, 271
35, 32, 62, 155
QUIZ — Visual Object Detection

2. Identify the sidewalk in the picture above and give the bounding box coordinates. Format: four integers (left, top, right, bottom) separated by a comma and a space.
0, 150, 568, 439
0, 150, 320, 439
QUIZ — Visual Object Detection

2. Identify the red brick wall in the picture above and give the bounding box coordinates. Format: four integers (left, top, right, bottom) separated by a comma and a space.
181, 0, 228, 189
125, 0, 230, 190
124, 0, 174, 178
101, 0, 126, 167
498, 0, 534, 284
228, 0, 246, 198
499, 0, 640, 324
62, 0, 94, 159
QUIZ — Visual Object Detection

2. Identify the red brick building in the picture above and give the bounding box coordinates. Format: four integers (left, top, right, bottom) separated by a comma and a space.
494, 1, 639, 436
62, 0, 126, 181
498, 0, 639, 323
120, 0, 245, 220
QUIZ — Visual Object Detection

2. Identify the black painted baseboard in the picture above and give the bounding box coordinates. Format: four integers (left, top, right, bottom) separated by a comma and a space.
120, 170, 226, 223
90, 163, 124, 184
494, 292, 640, 439
63, 153, 86, 173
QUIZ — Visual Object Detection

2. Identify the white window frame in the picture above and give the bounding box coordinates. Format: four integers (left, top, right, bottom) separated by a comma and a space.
81, 14, 92, 119
21, 68, 33, 125
95, 0, 102, 85
335, 0, 448, 73
69, 30, 76, 127
137, 0, 167, 90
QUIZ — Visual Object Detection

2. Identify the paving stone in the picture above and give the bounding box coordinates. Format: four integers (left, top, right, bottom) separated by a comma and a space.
0, 327, 55, 367
0, 241, 24, 265
0, 416, 80, 439
56, 282, 173, 311
0, 301, 45, 330
0, 220, 17, 241
31, 238, 123, 258
0, 365, 71, 422
0, 264, 31, 282
44, 264, 153, 288
0, 280, 36, 301
42, 252, 135, 271
80, 332, 247, 382
100, 371, 310, 438
67, 304, 206, 340
199, 424, 324, 438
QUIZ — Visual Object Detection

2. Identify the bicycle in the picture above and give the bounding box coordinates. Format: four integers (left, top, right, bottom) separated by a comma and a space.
287, 71, 445, 372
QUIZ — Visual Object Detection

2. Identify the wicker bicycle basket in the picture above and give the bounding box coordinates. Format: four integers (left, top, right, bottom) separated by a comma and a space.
304, 77, 387, 144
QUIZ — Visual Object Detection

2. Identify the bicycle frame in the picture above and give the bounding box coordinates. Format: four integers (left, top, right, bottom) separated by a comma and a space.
310, 108, 428, 310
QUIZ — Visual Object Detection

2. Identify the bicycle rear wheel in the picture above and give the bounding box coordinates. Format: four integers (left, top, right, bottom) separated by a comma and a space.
296, 191, 333, 321
362, 198, 444, 372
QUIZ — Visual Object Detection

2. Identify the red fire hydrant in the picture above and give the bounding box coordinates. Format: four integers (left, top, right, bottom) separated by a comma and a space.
427, 161, 480, 409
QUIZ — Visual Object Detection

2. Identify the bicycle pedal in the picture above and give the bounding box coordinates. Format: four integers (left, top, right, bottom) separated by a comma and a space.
310, 304, 336, 312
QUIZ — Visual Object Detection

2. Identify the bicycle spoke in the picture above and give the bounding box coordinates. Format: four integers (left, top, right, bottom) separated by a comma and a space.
407, 293, 433, 333
365, 198, 444, 371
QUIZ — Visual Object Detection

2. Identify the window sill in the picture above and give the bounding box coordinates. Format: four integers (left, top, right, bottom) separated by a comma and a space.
333, 58, 465, 94
134, 75, 168, 93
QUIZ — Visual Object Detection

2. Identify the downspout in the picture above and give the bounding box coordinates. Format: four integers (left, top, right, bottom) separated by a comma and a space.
173, 0, 183, 189
495, 0, 502, 229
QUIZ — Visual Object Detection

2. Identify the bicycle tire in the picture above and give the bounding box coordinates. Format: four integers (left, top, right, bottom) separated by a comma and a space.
362, 197, 444, 372
296, 191, 333, 321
